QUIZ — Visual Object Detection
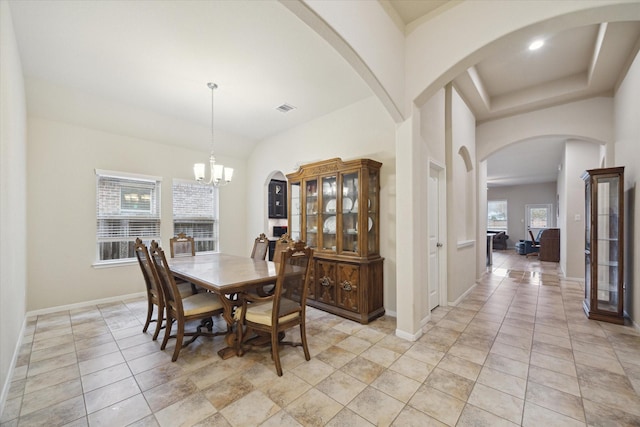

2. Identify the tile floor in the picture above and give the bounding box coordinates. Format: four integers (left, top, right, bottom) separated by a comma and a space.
2, 251, 640, 426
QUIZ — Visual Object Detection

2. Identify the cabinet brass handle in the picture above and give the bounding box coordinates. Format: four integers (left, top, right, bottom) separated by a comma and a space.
320, 277, 332, 287
341, 281, 352, 291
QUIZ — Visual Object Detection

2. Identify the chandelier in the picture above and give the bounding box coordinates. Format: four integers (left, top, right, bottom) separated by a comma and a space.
193, 82, 233, 186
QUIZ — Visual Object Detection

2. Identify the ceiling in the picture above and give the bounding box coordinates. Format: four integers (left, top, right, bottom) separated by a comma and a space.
9, 1, 640, 186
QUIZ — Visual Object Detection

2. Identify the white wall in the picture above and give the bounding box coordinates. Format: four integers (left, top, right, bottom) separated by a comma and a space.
563, 140, 601, 279
488, 182, 558, 246
614, 49, 640, 324
245, 96, 397, 311
447, 87, 477, 303
0, 0, 27, 412
26, 117, 247, 311
477, 98, 614, 162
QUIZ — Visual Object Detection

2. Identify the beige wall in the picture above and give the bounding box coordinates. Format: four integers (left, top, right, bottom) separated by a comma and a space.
0, 0, 27, 409
26, 117, 247, 311
614, 49, 640, 324
447, 87, 477, 304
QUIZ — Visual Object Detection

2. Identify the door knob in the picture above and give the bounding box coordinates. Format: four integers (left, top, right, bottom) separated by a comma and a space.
436, 243, 443, 248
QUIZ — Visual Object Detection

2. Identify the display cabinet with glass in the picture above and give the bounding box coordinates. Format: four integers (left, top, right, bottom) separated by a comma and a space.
581, 166, 625, 324
287, 158, 384, 323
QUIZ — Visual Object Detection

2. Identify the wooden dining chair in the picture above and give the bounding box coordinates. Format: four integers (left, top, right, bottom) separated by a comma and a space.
251, 233, 269, 260
526, 230, 541, 257
236, 241, 313, 376
169, 232, 196, 258
272, 233, 293, 264
149, 241, 226, 362
134, 238, 194, 340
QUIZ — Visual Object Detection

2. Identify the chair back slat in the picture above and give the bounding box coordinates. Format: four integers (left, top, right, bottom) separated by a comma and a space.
150, 241, 183, 316
273, 242, 313, 320
170, 233, 196, 258
251, 233, 269, 260
134, 238, 162, 301
273, 233, 293, 264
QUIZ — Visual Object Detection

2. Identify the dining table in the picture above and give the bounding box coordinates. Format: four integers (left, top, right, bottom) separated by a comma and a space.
168, 253, 278, 359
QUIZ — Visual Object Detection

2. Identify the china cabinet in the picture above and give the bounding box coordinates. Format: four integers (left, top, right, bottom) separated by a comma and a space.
581, 166, 625, 324
287, 158, 384, 323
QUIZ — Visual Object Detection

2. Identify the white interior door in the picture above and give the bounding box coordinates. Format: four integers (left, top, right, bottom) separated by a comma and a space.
428, 168, 441, 311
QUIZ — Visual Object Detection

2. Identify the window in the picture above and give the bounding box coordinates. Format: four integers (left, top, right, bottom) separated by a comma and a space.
96, 170, 161, 263
487, 200, 508, 231
526, 204, 553, 229
173, 180, 218, 253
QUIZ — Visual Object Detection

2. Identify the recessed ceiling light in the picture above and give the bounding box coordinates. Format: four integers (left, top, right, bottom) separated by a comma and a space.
529, 39, 544, 51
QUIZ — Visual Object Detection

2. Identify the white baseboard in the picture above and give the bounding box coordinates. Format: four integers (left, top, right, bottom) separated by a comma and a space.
395, 328, 422, 342
0, 317, 26, 421
448, 283, 477, 307
25, 292, 145, 318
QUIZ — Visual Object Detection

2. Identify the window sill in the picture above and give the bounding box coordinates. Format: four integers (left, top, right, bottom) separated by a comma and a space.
92, 259, 137, 269
457, 240, 475, 249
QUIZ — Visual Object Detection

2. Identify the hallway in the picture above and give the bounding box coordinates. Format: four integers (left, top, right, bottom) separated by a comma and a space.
2, 251, 640, 426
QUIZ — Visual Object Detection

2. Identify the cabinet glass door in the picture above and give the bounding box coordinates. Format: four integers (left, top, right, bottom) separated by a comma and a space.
368, 170, 379, 254
321, 175, 337, 251
342, 172, 359, 253
584, 180, 591, 306
290, 182, 301, 241
594, 175, 620, 313
305, 179, 318, 248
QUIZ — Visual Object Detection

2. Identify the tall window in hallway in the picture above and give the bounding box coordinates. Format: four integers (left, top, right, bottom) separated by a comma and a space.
487, 200, 508, 231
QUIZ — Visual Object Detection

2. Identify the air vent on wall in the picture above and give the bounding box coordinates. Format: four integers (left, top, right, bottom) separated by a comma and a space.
276, 103, 296, 113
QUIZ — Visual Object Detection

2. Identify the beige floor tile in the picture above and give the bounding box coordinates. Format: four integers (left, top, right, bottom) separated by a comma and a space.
583, 398, 640, 426
359, 344, 400, 368
325, 407, 373, 426
477, 366, 527, 399
484, 353, 529, 379
23, 363, 80, 394
20, 378, 83, 417
447, 341, 489, 365
286, 388, 342, 427
490, 341, 531, 364
316, 345, 358, 369
155, 392, 217, 427
220, 390, 280, 426
260, 373, 312, 407
424, 367, 474, 401
527, 365, 580, 396
340, 356, 385, 384
436, 353, 482, 381
522, 402, 585, 427
347, 386, 404, 427
260, 410, 305, 427
404, 342, 445, 366
370, 370, 421, 403
84, 376, 141, 414
525, 381, 585, 421
316, 370, 367, 406
574, 349, 626, 375
87, 393, 151, 427
530, 351, 576, 377
457, 404, 520, 427
467, 383, 524, 424
15, 396, 86, 427
408, 385, 465, 426
290, 357, 335, 385
202, 374, 255, 410
78, 351, 125, 376
391, 405, 448, 426
143, 376, 200, 412
335, 335, 373, 355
